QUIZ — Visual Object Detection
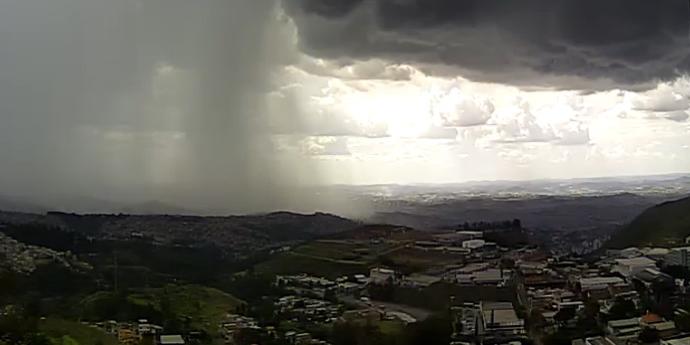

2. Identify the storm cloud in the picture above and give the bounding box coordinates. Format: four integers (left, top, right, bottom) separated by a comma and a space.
0, 0, 351, 214
283, 0, 690, 90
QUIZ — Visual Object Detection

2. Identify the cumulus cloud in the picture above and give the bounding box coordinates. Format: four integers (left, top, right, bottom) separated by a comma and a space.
297, 57, 416, 81
268, 81, 390, 138
554, 121, 591, 145
283, 0, 690, 90
433, 88, 495, 127
632, 78, 690, 115
660, 111, 689, 122
301, 136, 351, 156
490, 99, 591, 145
493, 102, 557, 143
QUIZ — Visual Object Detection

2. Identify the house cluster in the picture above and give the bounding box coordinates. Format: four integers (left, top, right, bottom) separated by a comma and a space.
220, 313, 331, 345
276, 274, 368, 299
275, 296, 342, 323
444, 262, 513, 287
451, 300, 527, 345
0, 232, 83, 274
411, 230, 500, 259
220, 313, 260, 344
88, 319, 186, 345
505, 244, 690, 345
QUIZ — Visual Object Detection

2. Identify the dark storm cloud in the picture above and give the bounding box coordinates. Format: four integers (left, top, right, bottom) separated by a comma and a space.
283, 0, 690, 89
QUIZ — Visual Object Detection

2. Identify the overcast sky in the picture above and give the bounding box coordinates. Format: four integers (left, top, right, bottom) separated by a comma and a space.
0, 0, 689, 212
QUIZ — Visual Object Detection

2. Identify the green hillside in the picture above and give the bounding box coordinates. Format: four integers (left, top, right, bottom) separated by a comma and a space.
78, 284, 244, 337
38, 318, 119, 345
606, 196, 690, 248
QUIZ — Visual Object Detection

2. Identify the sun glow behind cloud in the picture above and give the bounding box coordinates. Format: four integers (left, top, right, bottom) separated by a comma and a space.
269, 39, 690, 184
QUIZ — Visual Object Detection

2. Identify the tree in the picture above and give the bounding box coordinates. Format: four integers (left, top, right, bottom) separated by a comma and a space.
675, 311, 690, 332
608, 298, 637, 320
542, 331, 572, 345
404, 312, 452, 345
324, 288, 338, 303
527, 309, 546, 332
583, 300, 600, 319
638, 328, 660, 343
554, 308, 576, 328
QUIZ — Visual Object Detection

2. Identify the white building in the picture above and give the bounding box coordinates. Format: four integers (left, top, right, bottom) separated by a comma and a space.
462, 239, 486, 250
369, 268, 396, 285
666, 247, 690, 268
612, 257, 657, 278
160, 335, 185, 345
579, 277, 625, 292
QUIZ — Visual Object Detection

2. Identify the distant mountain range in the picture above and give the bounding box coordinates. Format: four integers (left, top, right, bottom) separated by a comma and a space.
605, 196, 690, 248
2, 173, 689, 217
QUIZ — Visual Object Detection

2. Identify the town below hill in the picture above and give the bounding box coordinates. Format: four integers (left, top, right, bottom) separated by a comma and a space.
1, 194, 690, 345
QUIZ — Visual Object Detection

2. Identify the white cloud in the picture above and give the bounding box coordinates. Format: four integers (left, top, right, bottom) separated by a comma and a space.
296, 56, 416, 81
554, 121, 591, 146
433, 87, 495, 127
300, 136, 351, 156
492, 101, 556, 143
418, 126, 458, 139
660, 111, 689, 122
632, 78, 690, 112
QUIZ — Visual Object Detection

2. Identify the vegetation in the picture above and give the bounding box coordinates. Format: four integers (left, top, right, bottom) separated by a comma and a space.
79, 284, 244, 337
606, 196, 690, 248
38, 318, 119, 345
254, 252, 368, 279
368, 282, 514, 310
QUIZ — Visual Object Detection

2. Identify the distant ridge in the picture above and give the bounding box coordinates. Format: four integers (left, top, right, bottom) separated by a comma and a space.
0, 209, 360, 253
605, 195, 690, 248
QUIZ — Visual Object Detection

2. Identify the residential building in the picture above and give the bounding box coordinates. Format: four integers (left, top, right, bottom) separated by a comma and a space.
666, 247, 690, 268
369, 268, 396, 285
612, 257, 657, 278
477, 301, 525, 340
462, 239, 486, 250
606, 318, 641, 339
160, 335, 186, 345
662, 335, 690, 345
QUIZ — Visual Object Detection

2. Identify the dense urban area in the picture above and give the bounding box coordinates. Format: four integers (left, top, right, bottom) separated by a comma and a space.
1, 195, 690, 345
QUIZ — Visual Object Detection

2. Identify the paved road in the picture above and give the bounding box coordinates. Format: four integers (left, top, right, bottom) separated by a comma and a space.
339, 296, 432, 322
372, 300, 432, 321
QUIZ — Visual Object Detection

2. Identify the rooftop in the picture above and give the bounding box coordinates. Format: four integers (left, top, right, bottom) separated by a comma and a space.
663, 336, 690, 345
614, 257, 656, 267
607, 318, 639, 328
160, 335, 185, 345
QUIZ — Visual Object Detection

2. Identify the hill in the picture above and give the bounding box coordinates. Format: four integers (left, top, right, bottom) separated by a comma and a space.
79, 284, 244, 337
0, 210, 359, 257
605, 195, 690, 248
38, 318, 119, 345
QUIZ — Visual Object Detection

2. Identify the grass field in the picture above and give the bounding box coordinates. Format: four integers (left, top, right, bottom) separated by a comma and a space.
255, 239, 461, 278
255, 252, 369, 279
380, 247, 463, 273
78, 284, 244, 338
38, 318, 119, 345
295, 242, 367, 261
128, 284, 244, 334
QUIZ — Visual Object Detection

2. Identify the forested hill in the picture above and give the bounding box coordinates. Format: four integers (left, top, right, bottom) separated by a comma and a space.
605, 195, 690, 248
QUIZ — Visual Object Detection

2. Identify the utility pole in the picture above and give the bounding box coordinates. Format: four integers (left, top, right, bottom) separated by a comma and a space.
113, 251, 119, 294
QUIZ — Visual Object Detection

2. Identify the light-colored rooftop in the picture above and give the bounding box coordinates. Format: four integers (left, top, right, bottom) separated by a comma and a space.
664, 336, 690, 345
160, 335, 185, 345
607, 318, 639, 328
615, 257, 656, 267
